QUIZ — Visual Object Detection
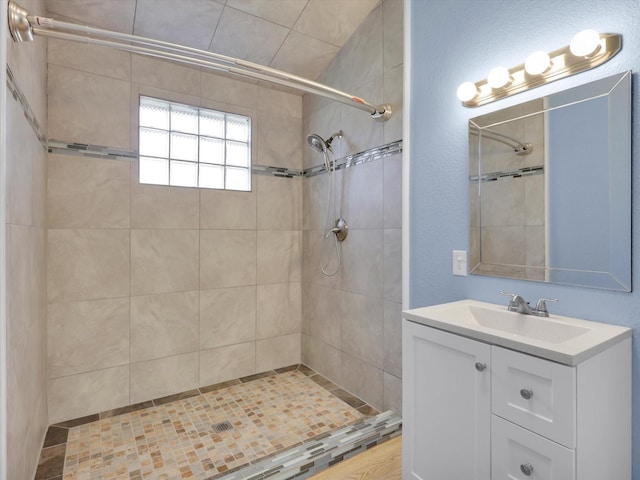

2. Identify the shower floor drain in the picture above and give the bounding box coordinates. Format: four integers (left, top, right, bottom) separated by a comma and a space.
212, 420, 234, 433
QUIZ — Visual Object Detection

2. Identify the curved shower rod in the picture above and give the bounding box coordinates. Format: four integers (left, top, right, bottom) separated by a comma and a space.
7, 1, 392, 122
469, 125, 533, 156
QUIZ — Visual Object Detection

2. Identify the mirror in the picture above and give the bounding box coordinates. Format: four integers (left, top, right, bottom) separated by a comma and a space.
469, 71, 631, 291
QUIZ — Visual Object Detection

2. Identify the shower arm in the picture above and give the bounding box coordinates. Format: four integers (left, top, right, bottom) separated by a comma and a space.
7, 1, 392, 122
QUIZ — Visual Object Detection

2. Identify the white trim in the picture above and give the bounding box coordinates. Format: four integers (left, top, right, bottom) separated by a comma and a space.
402, 0, 411, 311
0, 0, 9, 477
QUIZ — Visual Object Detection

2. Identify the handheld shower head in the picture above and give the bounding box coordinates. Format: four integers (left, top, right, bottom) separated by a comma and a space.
306, 130, 343, 153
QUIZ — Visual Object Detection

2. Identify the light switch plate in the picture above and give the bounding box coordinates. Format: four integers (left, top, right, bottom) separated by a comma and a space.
453, 250, 468, 276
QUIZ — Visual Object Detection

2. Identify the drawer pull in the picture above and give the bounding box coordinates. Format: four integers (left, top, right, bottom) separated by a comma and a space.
520, 388, 533, 400
475, 362, 486, 372
520, 463, 534, 476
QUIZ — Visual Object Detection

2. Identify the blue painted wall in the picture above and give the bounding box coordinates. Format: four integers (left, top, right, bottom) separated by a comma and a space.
408, 0, 640, 476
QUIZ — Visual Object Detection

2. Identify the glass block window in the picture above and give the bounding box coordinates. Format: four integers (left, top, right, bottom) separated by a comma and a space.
138, 96, 251, 191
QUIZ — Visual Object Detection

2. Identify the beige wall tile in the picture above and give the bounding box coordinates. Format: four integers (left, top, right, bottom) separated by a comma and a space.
130, 353, 199, 403
383, 372, 402, 415
200, 230, 257, 289
342, 159, 384, 229
47, 366, 130, 424
339, 79, 384, 154
48, 38, 131, 81
200, 342, 256, 386
383, 300, 402, 378
47, 229, 130, 302
201, 71, 258, 109
481, 226, 526, 265
383, 65, 403, 144
200, 286, 256, 349
384, 229, 402, 303
301, 334, 341, 383
200, 187, 256, 230
257, 175, 302, 230
341, 292, 383, 368
383, 0, 403, 72
48, 65, 131, 149
303, 282, 340, 348
525, 174, 545, 226
341, 229, 383, 298
131, 181, 199, 229
45, 0, 137, 33
257, 283, 301, 338
48, 298, 130, 378
257, 86, 303, 170
383, 154, 402, 228
302, 174, 328, 231
131, 291, 200, 362
226, 0, 307, 28
481, 176, 526, 227
270, 32, 339, 80
131, 229, 199, 295
131, 55, 201, 97
48, 154, 131, 228
302, 229, 341, 289
340, 352, 384, 410
257, 230, 302, 284
257, 333, 301, 371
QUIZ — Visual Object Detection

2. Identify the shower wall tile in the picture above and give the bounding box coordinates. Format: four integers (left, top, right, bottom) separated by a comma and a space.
340, 292, 384, 368
200, 186, 257, 230
383, 229, 402, 303
343, 159, 384, 229
47, 298, 130, 378
338, 77, 384, 154
48, 65, 131, 149
340, 352, 384, 411
131, 55, 201, 97
270, 31, 340, 81
131, 229, 199, 295
201, 71, 258, 109
383, 300, 402, 378
383, 155, 402, 228
525, 174, 545, 225
199, 342, 256, 386
301, 334, 342, 384
383, 64, 403, 144
341, 229, 383, 298
130, 352, 199, 404
256, 333, 302, 371
302, 174, 329, 231
383, 372, 402, 416
257, 230, 302, 284
131, 180, 200, 230
481, 176, 526, 227
45, 0, 137, 34
257, 86, 303, 170
257, 283, 302, 338
200, 286, 257, 349
200, 230, 257, 288
130, 291, 200, 362
302, 230, 342, 290
47, 365, 130, 424
302, 282, 341, 348
383, 0, 403, 72
257, 175, 302, 230
48, 39, 132, 81
47, 154, 131, 228
47, 229, 130, 303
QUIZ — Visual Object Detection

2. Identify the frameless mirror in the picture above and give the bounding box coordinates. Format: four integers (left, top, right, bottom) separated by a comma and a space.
469, 71, 631, 291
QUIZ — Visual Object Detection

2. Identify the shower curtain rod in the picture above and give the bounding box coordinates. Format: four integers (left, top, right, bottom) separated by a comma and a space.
7, 1, 392, 122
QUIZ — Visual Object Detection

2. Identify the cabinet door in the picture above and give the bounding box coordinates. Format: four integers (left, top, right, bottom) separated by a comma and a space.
402, 320, 491, 480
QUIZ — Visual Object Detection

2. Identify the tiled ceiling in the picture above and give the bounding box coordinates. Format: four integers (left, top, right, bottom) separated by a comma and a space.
43, 0, 380, 80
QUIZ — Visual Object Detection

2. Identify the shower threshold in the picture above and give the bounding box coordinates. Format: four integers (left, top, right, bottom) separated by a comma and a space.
34, 364, 401, 480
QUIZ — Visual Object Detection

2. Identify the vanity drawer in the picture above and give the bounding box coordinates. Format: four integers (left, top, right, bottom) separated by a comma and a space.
491, 415, 574, 480
492, 346, 576, 448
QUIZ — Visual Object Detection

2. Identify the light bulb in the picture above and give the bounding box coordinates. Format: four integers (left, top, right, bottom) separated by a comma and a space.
570, 29, 601, 57
487, 67, 511, 89
525, 51, 551, 75
457, 82, 478, 102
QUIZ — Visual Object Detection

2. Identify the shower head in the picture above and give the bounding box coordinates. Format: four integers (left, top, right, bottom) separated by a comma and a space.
306, 130, 344, 153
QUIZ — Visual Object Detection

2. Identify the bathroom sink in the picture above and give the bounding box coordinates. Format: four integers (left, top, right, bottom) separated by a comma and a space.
403, 299, 631, 365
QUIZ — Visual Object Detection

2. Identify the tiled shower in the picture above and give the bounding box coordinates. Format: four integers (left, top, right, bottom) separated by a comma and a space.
3, 0, 403, 478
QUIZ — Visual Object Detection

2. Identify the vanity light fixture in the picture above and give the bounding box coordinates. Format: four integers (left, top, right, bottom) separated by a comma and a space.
457, 30, 622, 107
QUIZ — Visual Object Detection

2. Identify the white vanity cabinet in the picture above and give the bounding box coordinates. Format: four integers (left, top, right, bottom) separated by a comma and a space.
402, 316, 631, 480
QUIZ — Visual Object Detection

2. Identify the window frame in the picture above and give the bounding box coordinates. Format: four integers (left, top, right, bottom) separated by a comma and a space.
137, 95, 252, 191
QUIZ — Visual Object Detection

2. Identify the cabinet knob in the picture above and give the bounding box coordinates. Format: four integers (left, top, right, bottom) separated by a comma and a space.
520, 463, 534, 476
474, 362, 486, 372
520, 388, 534, 400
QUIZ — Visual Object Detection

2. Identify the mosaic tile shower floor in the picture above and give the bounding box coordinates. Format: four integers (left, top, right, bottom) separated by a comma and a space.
39, 366, 372, 480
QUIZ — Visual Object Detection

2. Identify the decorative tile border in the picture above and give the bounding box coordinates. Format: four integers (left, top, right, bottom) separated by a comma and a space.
6, 65, 47, 149
469, 164, 544, 183
33, 364, 384, 480
47, 139, 403, 179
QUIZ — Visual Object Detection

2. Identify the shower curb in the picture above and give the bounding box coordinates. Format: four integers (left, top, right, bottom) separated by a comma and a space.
215, 410, 402, 480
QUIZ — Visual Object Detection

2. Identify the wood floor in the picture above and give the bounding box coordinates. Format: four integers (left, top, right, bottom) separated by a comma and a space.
309, 436, 402, 480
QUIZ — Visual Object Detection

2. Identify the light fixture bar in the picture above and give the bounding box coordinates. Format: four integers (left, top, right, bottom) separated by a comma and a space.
460, 32, 621, 107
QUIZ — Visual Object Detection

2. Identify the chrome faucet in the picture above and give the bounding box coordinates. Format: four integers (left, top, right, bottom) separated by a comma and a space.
500, 292, 558, 317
